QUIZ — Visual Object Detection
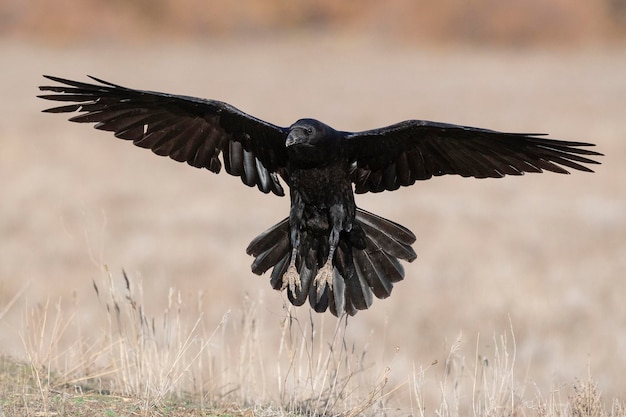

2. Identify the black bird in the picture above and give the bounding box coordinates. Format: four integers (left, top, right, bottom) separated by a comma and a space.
39, 75, 602, 316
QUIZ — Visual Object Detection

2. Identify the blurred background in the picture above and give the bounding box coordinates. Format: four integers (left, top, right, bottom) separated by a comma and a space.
1, 0, 625, 413
2, 0, 626, 45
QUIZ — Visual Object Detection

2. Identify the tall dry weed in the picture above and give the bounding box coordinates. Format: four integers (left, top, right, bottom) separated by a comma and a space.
12, 269, 626, 416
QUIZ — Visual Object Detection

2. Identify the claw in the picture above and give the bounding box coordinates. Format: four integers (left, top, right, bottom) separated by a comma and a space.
282, 263, 302, 294
313, 260, 334, 299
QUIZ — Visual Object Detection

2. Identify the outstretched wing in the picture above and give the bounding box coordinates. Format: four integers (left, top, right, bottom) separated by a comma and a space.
344, 120, 602, 194
39, 75, 290, 196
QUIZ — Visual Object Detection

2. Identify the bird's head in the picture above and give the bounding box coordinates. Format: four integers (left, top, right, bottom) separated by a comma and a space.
286, 119, 336, 148
286, 119, 340, 165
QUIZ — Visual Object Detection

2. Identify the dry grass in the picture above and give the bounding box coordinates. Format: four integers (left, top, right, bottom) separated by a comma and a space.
1, 269, 398, 416
1, 272, 625, 416
1, 38, 625, 415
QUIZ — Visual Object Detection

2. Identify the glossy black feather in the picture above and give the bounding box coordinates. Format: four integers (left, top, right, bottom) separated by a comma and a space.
39, 75, 288, 196
40, 75, 602, 316
245, 208, 418, 315
345, 120, 601, 193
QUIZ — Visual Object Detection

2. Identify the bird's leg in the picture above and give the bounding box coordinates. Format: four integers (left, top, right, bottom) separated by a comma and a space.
282, 193, 304, 294
282, 247, 301, 294
314, 205, 344, 298
314, 246, 336, 299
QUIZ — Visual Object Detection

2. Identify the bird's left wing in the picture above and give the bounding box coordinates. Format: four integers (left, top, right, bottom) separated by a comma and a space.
39, 75, 290, 196
344, 120, 602, 194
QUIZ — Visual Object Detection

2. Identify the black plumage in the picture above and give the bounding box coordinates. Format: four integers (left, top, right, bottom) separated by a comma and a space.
39, 75, 602, 316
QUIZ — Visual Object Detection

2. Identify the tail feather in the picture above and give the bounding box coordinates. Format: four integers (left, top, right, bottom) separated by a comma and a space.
365, 240, 406, 283
247, 208, 417, 316
246, 218, 290, 275
344, 273, 373, 311
310, 276, 332, 313
356, 209, 417, 262
355, 209, 417, 249
250, 237, 290, 275
337, 241, 373, 312
327, 280, 339, 316
359, 219, 417, 261
353, 250, 393, 299
246, 217, 289, 254
269, 253, 290, 290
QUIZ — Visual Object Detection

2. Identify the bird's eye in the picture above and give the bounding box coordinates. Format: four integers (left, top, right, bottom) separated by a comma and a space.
306, 127, 314, 135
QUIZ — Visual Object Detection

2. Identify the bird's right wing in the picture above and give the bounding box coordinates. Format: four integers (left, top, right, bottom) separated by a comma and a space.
344, 120, 602, 194
39, 75, 290, 196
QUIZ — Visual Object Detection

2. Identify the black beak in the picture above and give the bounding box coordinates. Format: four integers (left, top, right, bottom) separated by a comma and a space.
285, 130, 299, 147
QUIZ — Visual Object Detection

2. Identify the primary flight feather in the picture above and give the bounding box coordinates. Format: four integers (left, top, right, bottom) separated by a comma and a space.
39, 75, 602, 316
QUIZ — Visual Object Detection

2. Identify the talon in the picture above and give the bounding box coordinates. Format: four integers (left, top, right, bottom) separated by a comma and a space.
314, 261, 334, 299
282, 263, 301, 294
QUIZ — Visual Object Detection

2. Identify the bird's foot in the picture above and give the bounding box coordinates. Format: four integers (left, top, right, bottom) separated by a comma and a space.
282, 264, 302, 294
314, 261, 334, 299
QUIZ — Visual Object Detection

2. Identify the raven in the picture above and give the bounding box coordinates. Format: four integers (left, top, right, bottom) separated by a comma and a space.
39, 75, 601, 316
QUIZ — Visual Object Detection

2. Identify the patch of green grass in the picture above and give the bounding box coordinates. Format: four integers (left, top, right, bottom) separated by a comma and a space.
0, 356, 266, 416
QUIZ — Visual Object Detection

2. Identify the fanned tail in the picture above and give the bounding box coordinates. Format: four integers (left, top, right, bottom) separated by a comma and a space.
246, 208, 416, 316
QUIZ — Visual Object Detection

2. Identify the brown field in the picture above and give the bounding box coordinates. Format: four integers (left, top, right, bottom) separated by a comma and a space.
1, 37, 625, 415
3, 0, 626, 45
